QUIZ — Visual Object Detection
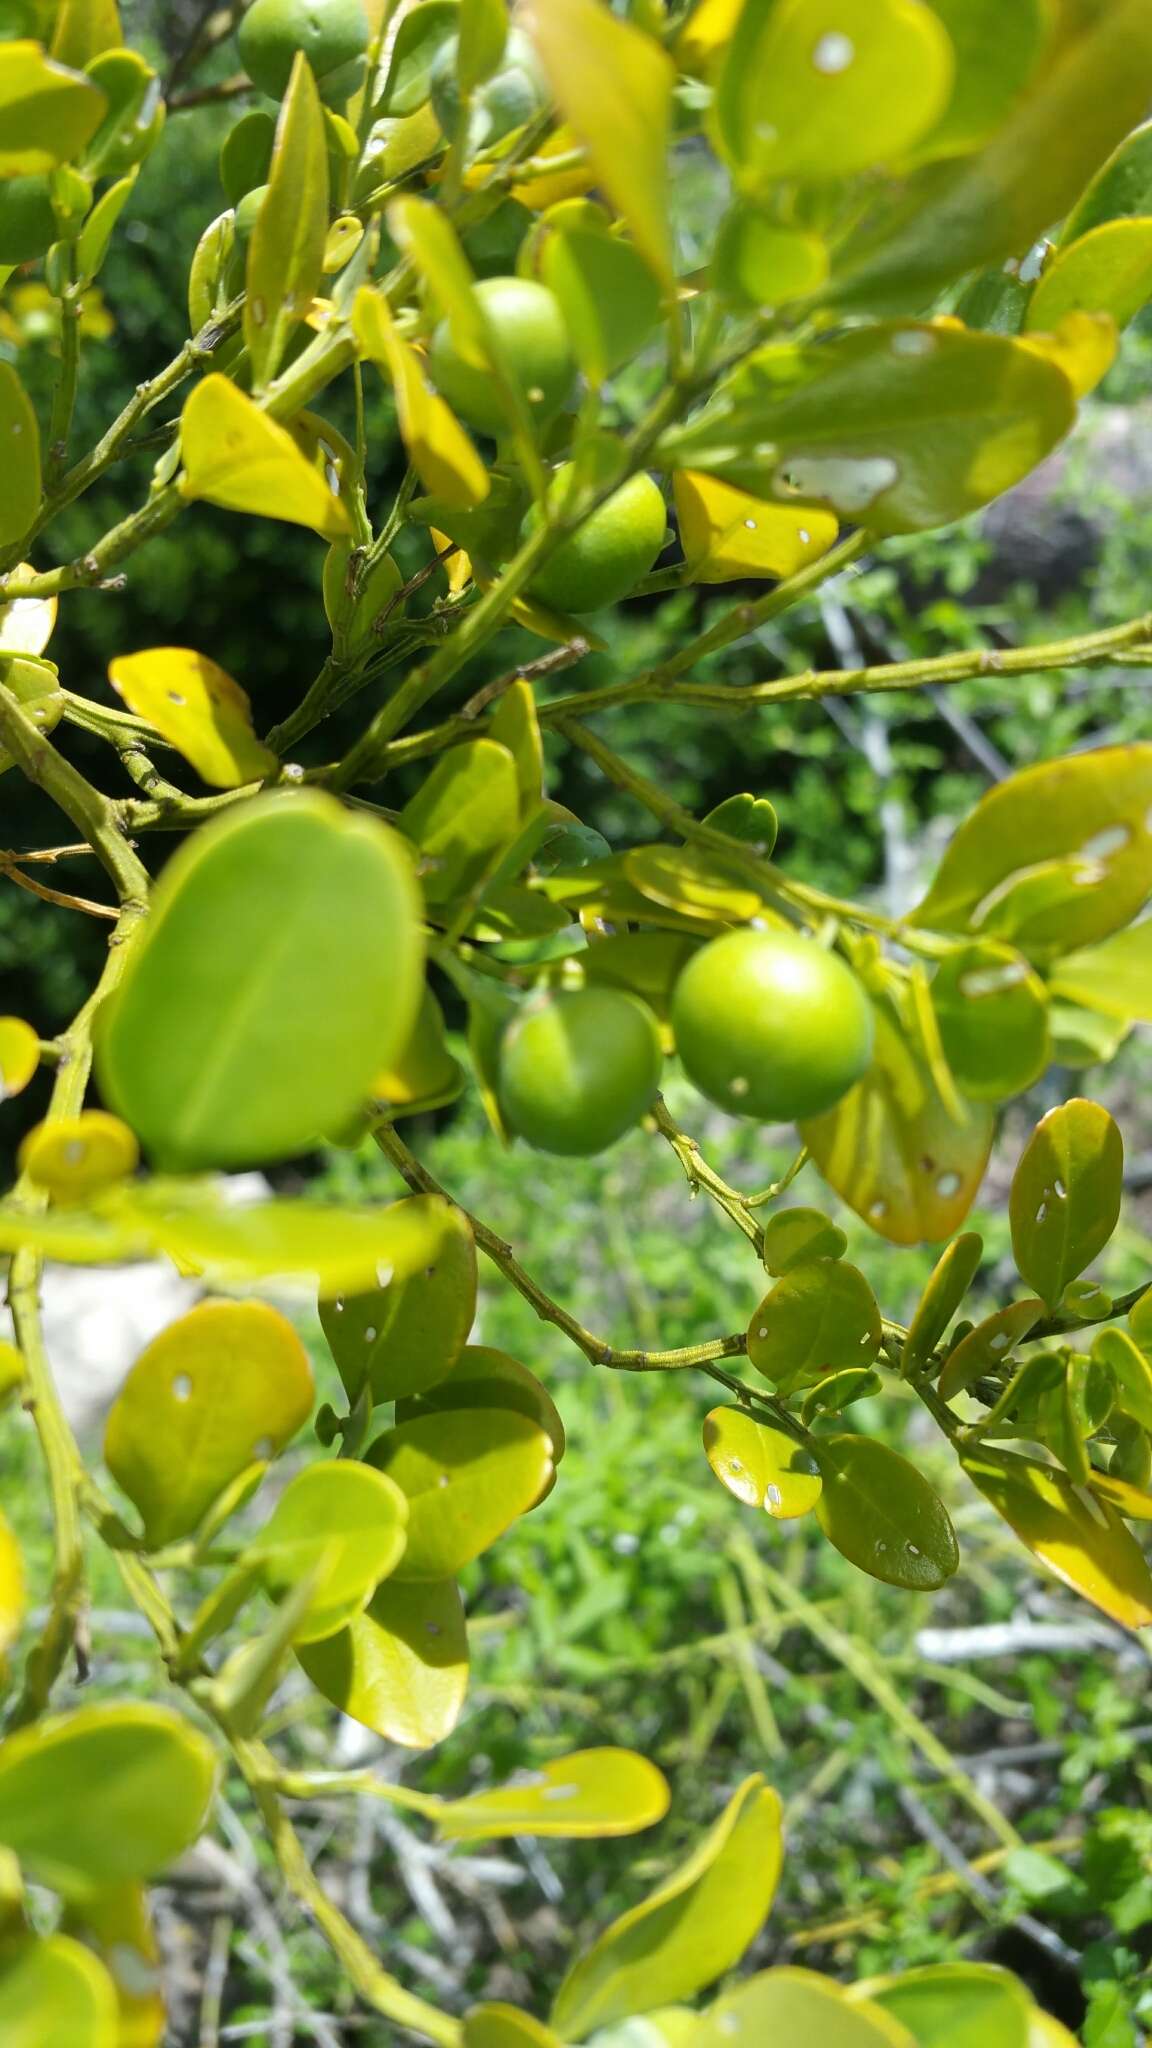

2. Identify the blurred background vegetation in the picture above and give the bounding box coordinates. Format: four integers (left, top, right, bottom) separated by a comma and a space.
3, 2, 1152, 2041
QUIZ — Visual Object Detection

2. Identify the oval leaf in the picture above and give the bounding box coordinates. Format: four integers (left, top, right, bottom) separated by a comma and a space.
853, 1962, 1033, 2048
437, 1749, 669, 1842
180, 375, 351, 537
0, 1936, 118, 2048
761, 1206, 848, 1276
320, 1197, 476, 1404
747, 1260, 881, 1393
255, 1461, 409, 1643
696, 1970, 915, 2048
702, 1408, 822, 1518
108, 648, 276, 790
814, 1435, 960, 1590
937, 1299, 1045, 1405
1009, 1099, 1123, 1310
366, 1408, 552, 1578
961, 1443, 1152, 1628
901, 1232, 984, 1377
297, 1576, 468, 1749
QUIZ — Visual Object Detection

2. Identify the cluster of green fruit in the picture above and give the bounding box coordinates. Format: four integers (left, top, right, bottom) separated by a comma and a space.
498, 929, 875, 1157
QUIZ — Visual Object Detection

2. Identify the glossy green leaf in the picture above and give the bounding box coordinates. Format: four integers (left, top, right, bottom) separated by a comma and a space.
762, 1207, 848, 1276
107, 647, 277, 789
50, 0, 121, 69
488, 677, 543, 815
400, 739, 520, 908
0, 365, 40, 549
1049, 917, 1152, 1022
133, 1183, 454, 1297
829, 0, 1152, 312
1093, 1328, 1152, 1432
0, 1936, 118, 2048
104, 1301, 313, 1548
372, 984, 466, 1118
1061, 116, 1152, 244
664, 324, 1075, 536
180, 375, 351, 537
0, 40, 107, 174
255, 1461, 408, 1642
540, 213, 662, 382
81, 47, 162, 180
586, 2012, 700, 2048
0, 656, 63, 772
931, 941, 1050, 1101
713, 210, 829, 309
1129, 1283, 1152, 1354
465, 2008, 563, 2048
366, 1408, 552, 1578
523, 0, 674, 284
697, 1971, 914, 2048
916, 745, 1152, 961
437, 1749, 669, 1841
623, 843, 763, 924
901, 1232, 983, 1376
937, 1298, 1045, 1404
815, 1435, 960, 1590
702, 793, 779, 857
1028, 217, 1152, 334
673, 469, 838, 584
1033, 1356, 1097, 1487
320, 1197, 476, 1404
187, 211, 235, 333
97, 792, 424, 1169
397, 1343, 565, 1465
551, 1776, 783, 2040
0, 1704, 217, 1894
375, 0, 458, 114
747, 1260, 881, 1394
245, 52, 328, 389
914, 0, 1046, 160
76, 168, 136, 282
713, 0, 954, 185
1009, 1099, 1123, 1309
850, 1964, 1031, 2048
800, 1367, 882, 1423
702, 1407, 822, 1518
297, 1575, 467, 1748
961, 1443, 1152, 1628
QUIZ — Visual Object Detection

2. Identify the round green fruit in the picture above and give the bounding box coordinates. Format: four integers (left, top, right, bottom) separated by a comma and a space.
498, 986, 663, 1156
670, 927, 874, 1123
238, 0, 369, 101
429, 275, 575, 439
525, 467, 667, 613
0, 177, 56, 265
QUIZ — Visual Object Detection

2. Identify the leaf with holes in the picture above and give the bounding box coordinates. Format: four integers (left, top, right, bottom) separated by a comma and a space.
1009, 1100, 1123, 1310
245, 53, 328, 389
0, 1704, 217, 1894
18, 1112, 138, 1202
937, 1299, 1045, 1405
696, 1970, 916, 2048
803, 1008, 994, 1246
320, 1198, 476, 1404
437, 1750, 669, 1841
396, 1344, 565, 1507
180, 376, 350, 536
551, 1776, 783, 2040
366, 1408, 552, 1578
297, 1577, 468, 1749
931, 941, 1050, 1102
961, 1444, 1152, 1628
747, 1260, 880, 1395
901, 1232, 983, 1377
761, 1207, 847, 1276
815, 1435, 959, 1590
702, 1408, 822, 1518
673, 471, 837, 585
104, 1301, 313, 1549
108, 648, 277, 790
254, 1462, 409, 1643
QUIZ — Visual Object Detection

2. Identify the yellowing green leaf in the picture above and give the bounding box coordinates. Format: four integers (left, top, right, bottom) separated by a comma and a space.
18, 1110, 138, 1201
696, 1971, 915, 2048
1028, 217, 1152, 335
1062, 115, 1152, 244
961, 1443, 1152, 1628
713, 211, 829, 309
367, 1408, 552, 1578
488, 678, 543, 815
0, 41, 107, 174
1093, 1328, 1152, 1432
104, 1300, 313, 1548
937, 1298, 1045, 1405
914, 0, 1046, 160
1018, 310, 1118, 400
0, 1017, 39, 1099
0, 365, 40, 549
180, 375, 351, 537
551, 1776, 783, 2040
255, 1462, 408, 1642
63, 1884, 163, 2048
0, 1703, 217, 1894
51, 0, 122, 69
1050, 919, 1152, 1021
437, 1749, 669, 1841
97, 792, 424, 1170
931, 940, 1050, 1101
524, 0, 674, 284
0, 572, 55, 656
1009, 1099, 1123, 1309
0, 1509, 24, 1658
702, 1407, 822, 1518
0, 1936, 118, 2048
761, 1206, 847, 1275
134, 1183, 452, 1298
916, 745, 1152, 960
0, 656, 65, 776
901, 1231, 983, 1377
397, 1345, 566, 1484
246, 52, 329, 389
622, 843, 763, 925
320, 1197, 476, 1404
713, 0, 954, 185
108, 646, 277, 790
747, 1259, 881, 1394
850, 1961, 1033, 2048
353, 287, 489, 508
673, 471, 837, 584
399, 737, 520, 907
297, 1576, 468, 1748
464, 2007, 563, 2048
815, 1434, 959, 1590
372, 985, 465, 1117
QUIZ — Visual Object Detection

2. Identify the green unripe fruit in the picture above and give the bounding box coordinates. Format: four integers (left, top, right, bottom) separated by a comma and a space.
429, 275, 575, 439
498, 986, 663, 1156
670, 928, 874, 1123
0, 177, 56, 264
238, 0, 369, 101
233, 184, 268, 240
525, 467, 667, 613
430, 26, 548, 152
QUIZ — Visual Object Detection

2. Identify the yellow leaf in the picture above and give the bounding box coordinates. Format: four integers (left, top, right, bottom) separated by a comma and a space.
677, 0, 744, 72
0, 1509, 24, 1657
0, 41, 107, 175
108, 646, 278, 789
1019, 309, 1118, 398
0, 1017, 38, 1099
353, 289, 489, 509
523, 0, 675, 284
509, 126, 594, 210
962, 1443, 1152, 1629
673, 470, 838, 582
430, 525, 472, 596
179, 375, 351, 537
50, 0, 123, 70
0, 567, 56, 655
18, 1111, 139, 1202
